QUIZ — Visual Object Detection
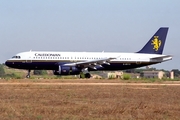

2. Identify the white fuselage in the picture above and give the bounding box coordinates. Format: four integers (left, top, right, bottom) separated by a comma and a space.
7, 51, 170, 62
6, 51, 172, 70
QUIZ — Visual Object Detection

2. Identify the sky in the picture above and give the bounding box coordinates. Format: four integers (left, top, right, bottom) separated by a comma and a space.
0, 0, 180, 70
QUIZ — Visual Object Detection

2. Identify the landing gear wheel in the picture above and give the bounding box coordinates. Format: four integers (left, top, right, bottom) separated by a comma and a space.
85, 73, 91, 78
26, 75, 30, 78
26, 70, 31, 78
79, 72, 91, 78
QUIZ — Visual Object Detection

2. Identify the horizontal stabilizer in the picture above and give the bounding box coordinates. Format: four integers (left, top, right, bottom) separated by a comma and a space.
150, 55, 172, 62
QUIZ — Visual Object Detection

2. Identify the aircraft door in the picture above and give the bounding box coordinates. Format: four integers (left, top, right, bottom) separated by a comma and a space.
26, 56, 32, 63
136, 58, 141, 64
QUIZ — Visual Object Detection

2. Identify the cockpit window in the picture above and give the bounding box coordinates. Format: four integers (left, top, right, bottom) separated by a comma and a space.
12, 56, 21, 59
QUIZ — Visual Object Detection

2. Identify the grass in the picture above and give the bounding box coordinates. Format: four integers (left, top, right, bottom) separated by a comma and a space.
0, 79, 180, 119
3, 66, 80, 79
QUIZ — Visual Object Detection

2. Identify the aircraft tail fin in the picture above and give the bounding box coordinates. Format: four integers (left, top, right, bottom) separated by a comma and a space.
137, 27, 169, 54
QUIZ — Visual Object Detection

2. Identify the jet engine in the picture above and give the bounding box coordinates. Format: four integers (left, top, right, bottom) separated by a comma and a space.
53, 65, 81, 75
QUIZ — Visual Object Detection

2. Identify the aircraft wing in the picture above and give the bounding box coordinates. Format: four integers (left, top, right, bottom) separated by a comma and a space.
63, 57, 116, 69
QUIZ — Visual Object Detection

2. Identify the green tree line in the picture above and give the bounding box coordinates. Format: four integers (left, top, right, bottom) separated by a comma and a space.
0, 64, 47, 78
0, 64, 5, 77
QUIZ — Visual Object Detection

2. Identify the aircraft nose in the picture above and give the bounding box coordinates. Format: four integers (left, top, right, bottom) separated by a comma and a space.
5, 61, 9, 66
5, 60, 12, 67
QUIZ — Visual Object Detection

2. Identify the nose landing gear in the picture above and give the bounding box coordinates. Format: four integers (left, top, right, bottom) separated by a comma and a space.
26, 70, 31, 78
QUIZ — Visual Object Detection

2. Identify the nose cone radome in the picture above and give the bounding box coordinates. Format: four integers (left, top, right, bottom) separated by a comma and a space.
5, 60, 10, 67
5, 60, 22, 69
5, 60, 14, 68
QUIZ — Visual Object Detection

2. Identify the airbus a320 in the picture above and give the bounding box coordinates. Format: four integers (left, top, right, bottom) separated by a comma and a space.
5, 27, 172, 78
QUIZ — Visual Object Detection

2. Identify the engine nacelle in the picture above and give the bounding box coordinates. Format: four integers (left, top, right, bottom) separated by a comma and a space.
53, 66, 81, 75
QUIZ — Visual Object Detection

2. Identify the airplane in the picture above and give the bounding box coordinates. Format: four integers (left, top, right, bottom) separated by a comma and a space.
5, 27, 172, 78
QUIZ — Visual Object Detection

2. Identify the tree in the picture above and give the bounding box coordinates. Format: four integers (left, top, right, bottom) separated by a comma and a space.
171, 69, 180, 77
0, 64, 5, 77
123, 73, 131, 80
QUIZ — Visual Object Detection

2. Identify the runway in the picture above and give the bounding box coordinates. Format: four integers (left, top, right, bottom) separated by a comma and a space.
0, 82, 180, 86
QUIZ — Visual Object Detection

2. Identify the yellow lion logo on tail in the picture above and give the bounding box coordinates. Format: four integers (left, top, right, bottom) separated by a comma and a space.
151, 36, 161, 51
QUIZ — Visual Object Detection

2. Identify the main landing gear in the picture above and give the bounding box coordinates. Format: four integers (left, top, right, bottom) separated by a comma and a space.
80, 68, 91, 78
80, 72, 91, 78
26, 70, 31, 78
80, 73, 91, 78
85, 73, 91, 78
